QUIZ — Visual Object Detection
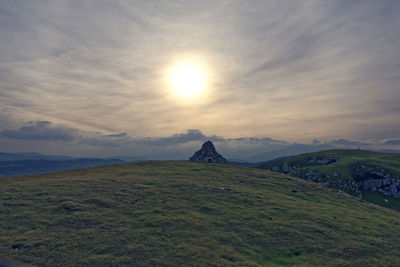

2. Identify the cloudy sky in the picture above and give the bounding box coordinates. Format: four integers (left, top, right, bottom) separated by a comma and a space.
0, 0, 399, 161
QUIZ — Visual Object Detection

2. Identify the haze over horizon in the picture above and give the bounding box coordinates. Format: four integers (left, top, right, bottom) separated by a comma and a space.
1, 1, 399, 160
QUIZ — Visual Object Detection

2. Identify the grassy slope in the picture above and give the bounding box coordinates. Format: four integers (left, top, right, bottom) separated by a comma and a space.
0, 161, 400, 266
262, 149, 400, 179
261, 149, 400, 209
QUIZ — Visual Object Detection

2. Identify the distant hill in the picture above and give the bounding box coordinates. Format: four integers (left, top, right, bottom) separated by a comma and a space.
0, 152, 124, 177
261, 149, 400, 210
0, 152, 75, 161
1, 161, 400, 266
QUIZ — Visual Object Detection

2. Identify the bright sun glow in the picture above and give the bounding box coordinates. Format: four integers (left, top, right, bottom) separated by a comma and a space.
168, 60, 208, 100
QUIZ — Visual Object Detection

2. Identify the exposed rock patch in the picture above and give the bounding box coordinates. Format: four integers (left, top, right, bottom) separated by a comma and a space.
273, 157, 340, 174
352, 163, 400, 198
268, 160, 400, 199
307, 156, 338, 165
190, 141, 227, 163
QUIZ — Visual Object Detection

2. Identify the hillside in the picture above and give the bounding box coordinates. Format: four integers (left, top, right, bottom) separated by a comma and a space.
261, 149, 400, 210
1, 161, 400, 266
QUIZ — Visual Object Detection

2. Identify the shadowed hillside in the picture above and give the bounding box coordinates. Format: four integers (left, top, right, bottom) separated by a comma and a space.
261, 149, 400, 210
1, 161, 400, 266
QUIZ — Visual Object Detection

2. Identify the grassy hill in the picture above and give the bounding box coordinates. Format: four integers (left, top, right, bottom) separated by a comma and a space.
261, 149, 400, 210
1, 161, 400, 266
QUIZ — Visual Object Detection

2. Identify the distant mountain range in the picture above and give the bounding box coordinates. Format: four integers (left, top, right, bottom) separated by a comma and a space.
0, 152, 75, 161
0, 152, 124, 177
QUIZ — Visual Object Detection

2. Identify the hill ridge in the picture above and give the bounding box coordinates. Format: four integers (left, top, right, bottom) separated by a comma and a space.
1, 161, 400, 266
261, 149, 400, 210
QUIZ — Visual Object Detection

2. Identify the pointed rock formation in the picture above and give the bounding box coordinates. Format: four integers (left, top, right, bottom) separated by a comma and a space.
189, 141, 227, 163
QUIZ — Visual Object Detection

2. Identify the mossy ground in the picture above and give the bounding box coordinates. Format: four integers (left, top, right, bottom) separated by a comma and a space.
1, 161, 400, 266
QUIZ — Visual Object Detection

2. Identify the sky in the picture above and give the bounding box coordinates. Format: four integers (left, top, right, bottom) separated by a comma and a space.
0, 0, 399, 161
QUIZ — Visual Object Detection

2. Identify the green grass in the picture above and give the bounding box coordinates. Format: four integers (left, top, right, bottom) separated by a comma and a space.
262, 149, 400, 180
362, 191, 400, 211
261, 149, 400, 210
1, 161, 400, 266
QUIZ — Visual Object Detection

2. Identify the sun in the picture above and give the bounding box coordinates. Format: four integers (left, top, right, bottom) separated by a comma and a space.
168, 60, 208, 100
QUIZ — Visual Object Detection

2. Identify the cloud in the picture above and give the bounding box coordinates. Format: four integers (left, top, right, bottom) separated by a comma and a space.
79, 129, 223, 147
0, 1, 399, 142
0, 1, 400, 158
225, 137, 289, 145
106, 133, 128, 138
384, 139, 400, 146
245, 31, 321, 77
0, 121, 79, 141
79, 132, 131, 147
1, 121, 400, 161
0, 122, 218, 147
78, 129, 289, 148
137, 129, 209, 146
326, 139, 369, 147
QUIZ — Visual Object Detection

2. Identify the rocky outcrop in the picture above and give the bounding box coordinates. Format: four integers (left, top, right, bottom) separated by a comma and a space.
301, 169, 362, 197
352, 163, 396, 180
352, 163, 400, 198
268, 161, 400, 199
360, 178, 400, 198
189, 141, 227, 163
306, 156, 338, 165
272, 157, 340, 174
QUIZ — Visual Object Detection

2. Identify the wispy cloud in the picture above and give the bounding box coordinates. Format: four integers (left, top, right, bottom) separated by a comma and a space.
384, 139, 400, 146
0, 0, 399, 154
326, 139, 369, 147
0, 121, 78, 141
1, 121, 399, 161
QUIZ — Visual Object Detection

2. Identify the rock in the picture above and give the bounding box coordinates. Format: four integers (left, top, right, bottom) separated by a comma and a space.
271, 166, 280, 172
391, 185, 397, 195
189, 141, 227, 163
266, 159, 400, 200
307, 157, 339, 165
282, 162, 290, 173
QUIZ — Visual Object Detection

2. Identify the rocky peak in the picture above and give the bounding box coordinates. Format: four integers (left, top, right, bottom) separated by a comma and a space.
189, 141, 227, 163
200, 140, 216, 151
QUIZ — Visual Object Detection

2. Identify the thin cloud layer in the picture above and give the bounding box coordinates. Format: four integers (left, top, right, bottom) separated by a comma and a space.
0, 1, 399, 157
384, 139, 400, 146
0, 121, 398, 161
0, 121, 78, 141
